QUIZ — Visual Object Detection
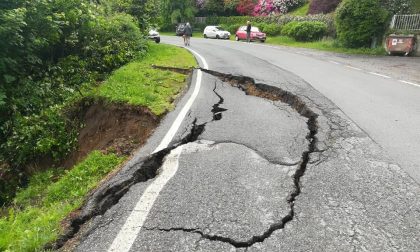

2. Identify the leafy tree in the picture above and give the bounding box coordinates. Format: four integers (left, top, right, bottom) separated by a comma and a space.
380, 0, 413, 14
160, 0, 196, 29
335, 0, 389, 48
206, 0, 225, 15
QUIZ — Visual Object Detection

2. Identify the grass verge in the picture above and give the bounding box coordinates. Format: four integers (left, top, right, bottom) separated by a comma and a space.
0, 43, 197, 251
0, 152, 123, 251
160, 32, 386, 55
266, 36, 386, 55
95, 43, 197, 115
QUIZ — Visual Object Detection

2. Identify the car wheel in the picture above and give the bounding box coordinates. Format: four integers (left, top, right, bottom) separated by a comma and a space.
235, 36, 239, 41
155, 37, 161, 44
261, 40, 265, 43
216, 35, 220, 39
204, 34, 207, 38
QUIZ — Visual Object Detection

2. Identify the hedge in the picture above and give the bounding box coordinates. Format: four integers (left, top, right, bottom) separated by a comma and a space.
194, 14, 336, 37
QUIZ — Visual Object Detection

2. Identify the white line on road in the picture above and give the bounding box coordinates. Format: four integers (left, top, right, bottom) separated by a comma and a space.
108, 49, 208, 252
399, 80, 420, 87
329, 60, 341, 65
345, 65, 362, 71
152, 48, 208, 153
108, 146, 184, 252
368, 72, 391, 79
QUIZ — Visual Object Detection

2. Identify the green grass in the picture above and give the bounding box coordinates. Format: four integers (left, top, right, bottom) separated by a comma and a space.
289, 2, 309, 16
0, 151, 123, 252
95, 43, 197, 115
266, 36, 386, 55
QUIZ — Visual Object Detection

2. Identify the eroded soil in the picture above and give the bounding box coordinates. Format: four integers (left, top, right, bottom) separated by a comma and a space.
62, 101, 159, 168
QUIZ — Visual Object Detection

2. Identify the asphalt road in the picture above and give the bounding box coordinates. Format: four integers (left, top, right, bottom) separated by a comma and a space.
72, 37, 420, 251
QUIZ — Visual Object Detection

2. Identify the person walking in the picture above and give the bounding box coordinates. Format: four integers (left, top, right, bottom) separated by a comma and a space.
246, 21, 252, 43
184, 22, 192, 46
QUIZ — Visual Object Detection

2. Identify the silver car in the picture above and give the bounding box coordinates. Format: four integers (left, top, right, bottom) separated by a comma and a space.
203, 26, 230, 39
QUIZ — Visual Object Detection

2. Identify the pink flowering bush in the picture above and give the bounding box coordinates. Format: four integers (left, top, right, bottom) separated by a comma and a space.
253, 0, 305, 16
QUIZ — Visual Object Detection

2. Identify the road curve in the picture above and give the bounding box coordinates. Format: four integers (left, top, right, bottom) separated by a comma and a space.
71, 36, 420, 252
165, 36, 420, 184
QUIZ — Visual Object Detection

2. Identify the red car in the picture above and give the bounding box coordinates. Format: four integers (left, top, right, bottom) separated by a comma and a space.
235, 26, 266, 42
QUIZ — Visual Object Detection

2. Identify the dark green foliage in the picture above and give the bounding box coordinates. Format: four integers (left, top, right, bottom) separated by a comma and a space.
160, 0, 197, 30
219, 24, 242, 34
2, 106, 78, 166
257, 23, 283, 36
0, 0, 152, 205
282, 21, 327, 41
335, 0, 389, 48
380, 0, 413, 15
81, 13, 147, 74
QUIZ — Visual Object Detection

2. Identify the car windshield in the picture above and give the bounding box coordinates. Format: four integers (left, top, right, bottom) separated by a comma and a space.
215, 27, 225, 31
251, 27, 260, 32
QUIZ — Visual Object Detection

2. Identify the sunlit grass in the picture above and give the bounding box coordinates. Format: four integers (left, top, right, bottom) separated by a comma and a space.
267, 36, 386, 55
95, 43, 197, 116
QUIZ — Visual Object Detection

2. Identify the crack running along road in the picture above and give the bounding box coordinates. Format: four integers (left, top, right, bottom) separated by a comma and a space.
70, 42, 420, 251
105, 70, 318, 250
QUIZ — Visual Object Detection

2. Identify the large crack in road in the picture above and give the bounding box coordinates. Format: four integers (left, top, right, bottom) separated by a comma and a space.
54, 69, 320, 250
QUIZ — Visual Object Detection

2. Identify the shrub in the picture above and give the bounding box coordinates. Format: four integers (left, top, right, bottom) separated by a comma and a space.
253, 22, 282, 36
200, 14, 336, 37
220, 23, 242, 34
309, 0, 341, 14
282, 21, 327, 41
335, 0, 389, 48
254, 0, 307, 15
1, 106, 79, 167
81, 13, 147, 75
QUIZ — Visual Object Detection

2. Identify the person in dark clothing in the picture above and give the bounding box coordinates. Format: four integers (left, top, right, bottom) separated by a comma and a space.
246, 21, 252, 43
183, 22, 192, 46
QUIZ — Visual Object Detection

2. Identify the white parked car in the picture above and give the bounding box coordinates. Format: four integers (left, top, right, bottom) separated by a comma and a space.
203, 26, 230, 39
148, 29, 160, 43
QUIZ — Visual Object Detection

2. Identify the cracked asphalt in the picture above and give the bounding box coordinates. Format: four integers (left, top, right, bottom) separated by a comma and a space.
71, 37, 420, 251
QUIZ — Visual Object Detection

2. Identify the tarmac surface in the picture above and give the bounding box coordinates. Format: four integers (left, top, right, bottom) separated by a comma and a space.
72, 37, 420, 252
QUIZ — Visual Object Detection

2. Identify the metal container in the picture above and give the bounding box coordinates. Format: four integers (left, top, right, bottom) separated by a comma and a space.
385, 34, 417, 56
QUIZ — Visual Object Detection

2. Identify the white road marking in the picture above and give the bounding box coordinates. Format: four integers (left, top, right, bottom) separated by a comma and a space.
108, 49, 208, 252
368, 72, 391, 79
329, 60, 341, 65
152, 48, 208, 153
345, 65, 362, 71
187, 48, 209, 70
399, 80, 420, 87
108, 146, 184, 252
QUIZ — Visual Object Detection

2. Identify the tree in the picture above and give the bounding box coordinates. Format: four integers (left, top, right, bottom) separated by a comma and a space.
335, 0, 389, 48
206, 0, 225, 15
160, 0, 196, 29
381, 0, 413, 14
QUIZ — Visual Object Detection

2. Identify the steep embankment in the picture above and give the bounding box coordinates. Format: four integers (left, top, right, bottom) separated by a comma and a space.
0, 43, 197, 252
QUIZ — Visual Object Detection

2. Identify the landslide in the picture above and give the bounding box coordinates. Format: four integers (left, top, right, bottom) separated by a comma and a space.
62, 100, 159, 169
